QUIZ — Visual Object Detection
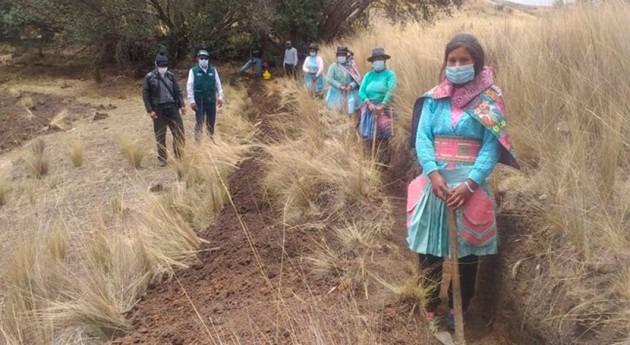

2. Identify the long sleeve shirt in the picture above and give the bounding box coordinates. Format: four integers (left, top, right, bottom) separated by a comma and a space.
326, 63, 358, 89
186, 66, 224, 104
283, 48, 298, 65
302, 55, 324, 77
415, 96, 500, 185
359, 68, 397, 105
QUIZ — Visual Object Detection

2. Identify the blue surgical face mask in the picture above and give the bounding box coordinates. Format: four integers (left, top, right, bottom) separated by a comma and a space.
309, 52, 316, 57
199, 59, 209, 68
372, 60, 385, 71
337, 56, 347, 64
445, 64, 475, 85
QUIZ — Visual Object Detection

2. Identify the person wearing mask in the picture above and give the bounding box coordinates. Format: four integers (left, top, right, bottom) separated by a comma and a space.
283, 40, 298, 78
406, 33, 519, 330
325, 46, 362, 115
302, 43, 325, 96
142, 52, 186, 167
358, 48, 397, 150
186, 49, 224, 141
239, 41, 263, 77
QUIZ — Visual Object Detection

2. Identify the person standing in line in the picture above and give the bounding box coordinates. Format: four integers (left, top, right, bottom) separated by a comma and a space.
239, 41, 263, 77
142, 52, 186, 167
186, 49, 224, 142
406, 33, 519, 331
325, 46, 362, 115
283, 40, 298, 78
358, 48, 397, 145
302, 43, 324, 96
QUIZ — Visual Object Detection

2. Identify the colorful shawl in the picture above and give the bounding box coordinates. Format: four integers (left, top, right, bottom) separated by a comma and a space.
423, 66, 519, 170
341, 59, 362, 85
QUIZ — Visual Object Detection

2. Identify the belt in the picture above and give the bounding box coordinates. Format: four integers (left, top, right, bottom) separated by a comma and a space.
434, 136, 481, 164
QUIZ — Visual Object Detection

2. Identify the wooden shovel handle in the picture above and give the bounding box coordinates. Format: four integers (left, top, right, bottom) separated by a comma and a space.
448, 208, 466, 345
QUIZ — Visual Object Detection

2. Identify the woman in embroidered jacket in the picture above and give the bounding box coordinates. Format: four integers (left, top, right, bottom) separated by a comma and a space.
406, 33, 519, 329
302, 43, 325, 95
325, 46, 362, 114
359, 48, 397, 140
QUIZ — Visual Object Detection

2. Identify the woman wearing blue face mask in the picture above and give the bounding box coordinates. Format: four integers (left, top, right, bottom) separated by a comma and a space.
407, 33, 520, 331
302, 43, 325, 96
358, 48, 397, 154
325, 46, 362, 114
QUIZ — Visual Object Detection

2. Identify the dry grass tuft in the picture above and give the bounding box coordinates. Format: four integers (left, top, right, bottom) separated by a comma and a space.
49, 109, 68, 131
68, 138, 84, 167
0, 173, 7, 207
119, 137, 146, 169
262, 80, 383, 223
27, 138, 49, 178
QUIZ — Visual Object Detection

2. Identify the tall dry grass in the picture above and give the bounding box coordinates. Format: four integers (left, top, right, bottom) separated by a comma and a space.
263, 78, 385, 224
0, 84, 255, 344
318, 1, 630, 342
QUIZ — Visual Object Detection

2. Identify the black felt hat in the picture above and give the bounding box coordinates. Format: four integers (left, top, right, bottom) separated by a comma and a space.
367, 48, 391, 62
336, 46, 349, 55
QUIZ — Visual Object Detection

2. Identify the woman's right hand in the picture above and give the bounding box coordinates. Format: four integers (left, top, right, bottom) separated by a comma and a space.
428, 171, 450, 202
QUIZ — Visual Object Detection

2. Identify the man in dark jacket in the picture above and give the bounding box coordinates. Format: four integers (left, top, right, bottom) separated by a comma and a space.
142, 52, 186, 167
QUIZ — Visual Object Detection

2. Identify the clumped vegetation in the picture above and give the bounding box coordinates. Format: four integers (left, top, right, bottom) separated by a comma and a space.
119, 138, 146, 169
27, 138, 49, 178
68, 139, 84, 167
263, 78, 384, 223
0, 173, 7, 206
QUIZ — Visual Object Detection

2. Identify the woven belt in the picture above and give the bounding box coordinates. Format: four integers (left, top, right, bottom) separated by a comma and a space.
434, 136, 482, 164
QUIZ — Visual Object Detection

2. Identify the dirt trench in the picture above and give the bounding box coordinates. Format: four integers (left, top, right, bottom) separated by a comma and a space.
109, 79, 530, 345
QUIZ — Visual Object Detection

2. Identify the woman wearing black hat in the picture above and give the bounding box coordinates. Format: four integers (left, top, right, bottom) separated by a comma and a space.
358, 48, 397, 151
302, 43, 325, 95
325, 46, 362, 114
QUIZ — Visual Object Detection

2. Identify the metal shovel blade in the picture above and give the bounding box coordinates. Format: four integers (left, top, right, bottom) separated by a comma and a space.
434, 331, 456, 345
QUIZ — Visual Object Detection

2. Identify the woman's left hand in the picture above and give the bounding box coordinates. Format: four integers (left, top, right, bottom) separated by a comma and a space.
446, 184, 472, 209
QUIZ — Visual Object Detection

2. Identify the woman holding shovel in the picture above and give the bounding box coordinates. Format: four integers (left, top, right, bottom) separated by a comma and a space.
406, 33, 519, 336
325, 46, 362, 115
358, 48, 397, 160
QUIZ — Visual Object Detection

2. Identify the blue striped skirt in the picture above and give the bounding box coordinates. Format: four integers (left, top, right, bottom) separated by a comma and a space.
359, 103, 396, 139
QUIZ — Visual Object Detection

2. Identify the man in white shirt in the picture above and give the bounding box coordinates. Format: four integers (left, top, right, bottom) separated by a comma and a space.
186, 49, 224, 141
283, 41, 298, 78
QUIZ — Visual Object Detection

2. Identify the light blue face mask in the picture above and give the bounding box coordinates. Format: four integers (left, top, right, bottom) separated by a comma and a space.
199, 59, 209, 68
372, 60, 385, 71
309, 52, 316, 57
445, 64, 475, 84
337, 56, 347, 64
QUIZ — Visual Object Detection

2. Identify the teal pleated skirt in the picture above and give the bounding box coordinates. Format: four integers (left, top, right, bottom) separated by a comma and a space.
406, 167, 499, 258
